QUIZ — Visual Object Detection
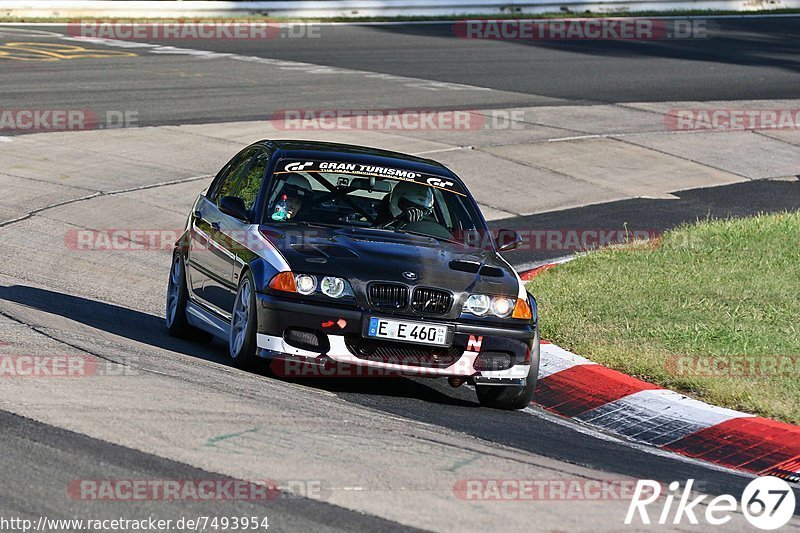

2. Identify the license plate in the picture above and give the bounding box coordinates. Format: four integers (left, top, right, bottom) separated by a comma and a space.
367, 317, 449, 346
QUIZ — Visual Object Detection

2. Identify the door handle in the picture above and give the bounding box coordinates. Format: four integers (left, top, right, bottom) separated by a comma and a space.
211, 221, 221, 231
194, 210, 202, 219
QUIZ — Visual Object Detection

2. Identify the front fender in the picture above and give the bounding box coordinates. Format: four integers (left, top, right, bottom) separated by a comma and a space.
246, 258, 282, 294
527, 291, 538, 327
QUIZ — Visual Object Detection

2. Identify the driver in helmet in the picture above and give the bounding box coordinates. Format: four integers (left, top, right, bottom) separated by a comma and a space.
376, 181, 434, 226
271, 173, 312, 221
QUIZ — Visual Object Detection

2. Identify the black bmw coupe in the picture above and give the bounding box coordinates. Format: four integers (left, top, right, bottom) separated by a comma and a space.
166, 140, 539, 409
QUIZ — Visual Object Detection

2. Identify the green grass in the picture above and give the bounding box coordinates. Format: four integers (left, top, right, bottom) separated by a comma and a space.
526, 212, 800, 424
2, 8, 800, 23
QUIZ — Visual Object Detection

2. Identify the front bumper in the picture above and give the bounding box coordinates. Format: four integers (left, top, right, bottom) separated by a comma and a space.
254, 291, 537, 382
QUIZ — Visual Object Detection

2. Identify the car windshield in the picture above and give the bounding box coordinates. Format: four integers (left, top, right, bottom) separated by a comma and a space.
262, 159, 485, 243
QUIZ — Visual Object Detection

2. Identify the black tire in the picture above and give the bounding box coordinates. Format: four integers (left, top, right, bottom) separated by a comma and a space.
229, 270, 259, 368
165, 253, 213, 342
476, 328, 540, 410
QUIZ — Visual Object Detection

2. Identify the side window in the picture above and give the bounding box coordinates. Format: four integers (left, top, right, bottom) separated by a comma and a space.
215, 157, 251, 206
209, 150, 253, 204
232, 155, 268, 211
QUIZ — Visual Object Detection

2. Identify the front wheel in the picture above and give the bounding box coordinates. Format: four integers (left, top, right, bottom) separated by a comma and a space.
229, 271, 259, 368
476, 329, 540, 410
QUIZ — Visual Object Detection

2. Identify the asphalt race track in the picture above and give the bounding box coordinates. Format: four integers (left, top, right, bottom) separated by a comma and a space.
1, 19, 799, 532
2, 19, 800, 127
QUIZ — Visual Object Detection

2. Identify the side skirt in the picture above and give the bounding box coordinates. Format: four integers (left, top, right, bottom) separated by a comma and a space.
186, 300, 230, 340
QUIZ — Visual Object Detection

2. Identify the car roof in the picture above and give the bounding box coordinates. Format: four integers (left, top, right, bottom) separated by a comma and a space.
253, 139, 459, 179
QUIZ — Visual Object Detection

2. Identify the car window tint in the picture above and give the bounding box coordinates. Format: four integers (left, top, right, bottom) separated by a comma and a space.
216, 157, 251, 206
210, 151, 248, 201
233, 157, 267, 211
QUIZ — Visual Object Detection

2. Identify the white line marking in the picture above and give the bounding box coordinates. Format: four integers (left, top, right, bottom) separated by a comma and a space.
60, 34, 492, 93
548, 134, 603, 142
0, 27, 63, 37
412, 146, 471, 155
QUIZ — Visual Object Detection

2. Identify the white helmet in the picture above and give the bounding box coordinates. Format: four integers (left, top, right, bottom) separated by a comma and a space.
389, 181, 434, 217
282, 172, 312, 194
278, 173, 312, 206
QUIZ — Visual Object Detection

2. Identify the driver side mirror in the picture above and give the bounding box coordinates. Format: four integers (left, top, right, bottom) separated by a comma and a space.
496, 229, 523, 252
219, 196, 249, 222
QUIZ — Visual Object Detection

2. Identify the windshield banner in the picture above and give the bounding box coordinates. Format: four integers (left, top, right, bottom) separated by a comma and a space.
274, 159, 466, 195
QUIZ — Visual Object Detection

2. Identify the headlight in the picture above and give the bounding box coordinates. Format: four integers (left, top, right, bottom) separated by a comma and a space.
464, 294, 491, 316
321, 276, 346, 298
463, 294, 524, 318
490, 297, 515, 318
294, 274, 317, 295
269, 272, 353, 299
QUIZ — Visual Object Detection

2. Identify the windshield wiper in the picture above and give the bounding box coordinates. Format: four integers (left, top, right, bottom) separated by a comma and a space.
267, 221, 342, 229
389, 228, 466, 247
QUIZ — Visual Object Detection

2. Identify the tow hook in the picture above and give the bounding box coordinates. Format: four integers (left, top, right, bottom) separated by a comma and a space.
448, 377, 466, 388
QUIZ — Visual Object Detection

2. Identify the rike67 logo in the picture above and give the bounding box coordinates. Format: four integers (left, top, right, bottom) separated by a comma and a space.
626, 477, 796, 529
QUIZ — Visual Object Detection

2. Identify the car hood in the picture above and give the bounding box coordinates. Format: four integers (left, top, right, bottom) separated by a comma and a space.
259, 225, 520, 298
